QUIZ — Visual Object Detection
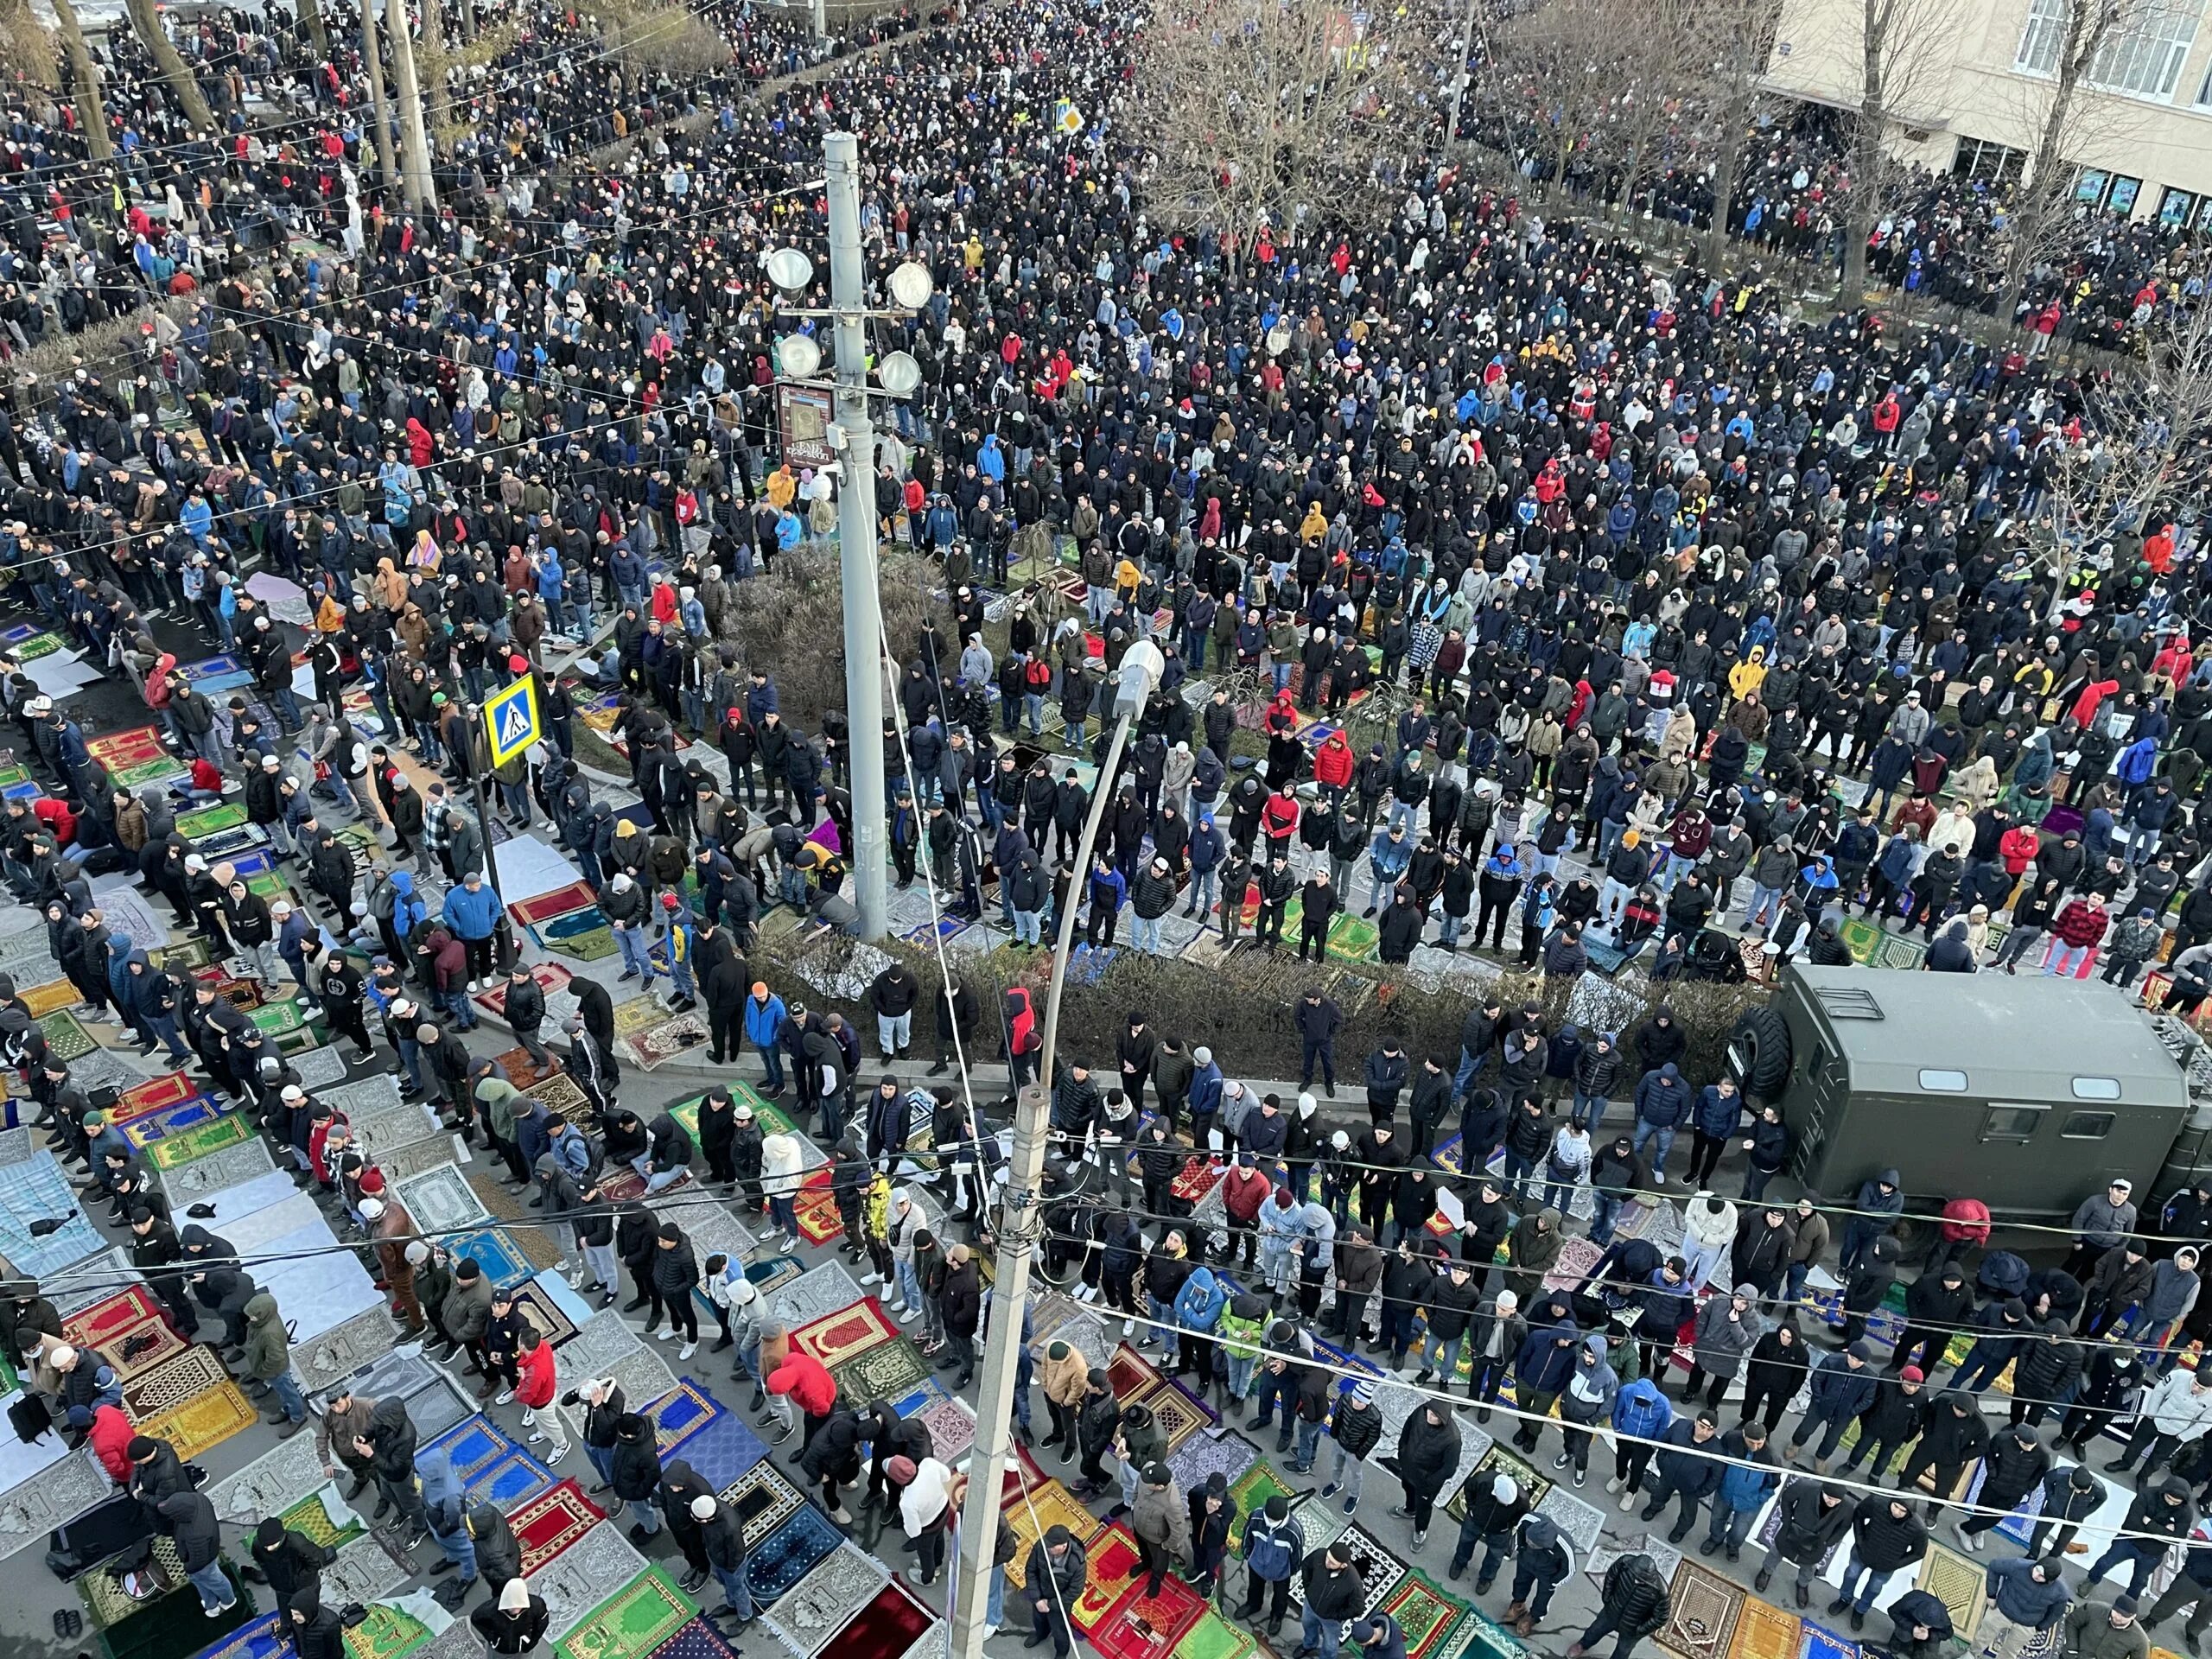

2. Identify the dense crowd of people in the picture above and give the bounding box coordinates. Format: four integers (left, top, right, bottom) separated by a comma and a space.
2, 0, 2212, 1653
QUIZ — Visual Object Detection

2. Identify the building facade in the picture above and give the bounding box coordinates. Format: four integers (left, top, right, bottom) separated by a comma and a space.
1764, 0, 2212, 227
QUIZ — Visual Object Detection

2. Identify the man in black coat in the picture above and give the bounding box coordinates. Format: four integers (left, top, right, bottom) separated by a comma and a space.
1828, 1495, 1930, 1632
610, 1413, 666, 1545
693, 1493, 753, 1627
1299, 1539, 1367, 1656
251, 1516, 335, 1606
1637, 1412, 1724, 1544
1391, 1402, 1461, 1548
1758, 1479, 1850, 1609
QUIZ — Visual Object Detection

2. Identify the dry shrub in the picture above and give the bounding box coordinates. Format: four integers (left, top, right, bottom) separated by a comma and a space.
752, 917, 1768, 1087
715, 543, 948, 733
0, 0, 54, 88
586, 0, 734, 72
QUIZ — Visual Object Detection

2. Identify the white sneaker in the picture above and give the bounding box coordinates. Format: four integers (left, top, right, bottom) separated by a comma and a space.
678, 1342, 696, 1360
658, 1328, 680, 1342
495, 1389, 516, 1405
468, 979, 483, 993
521, 1408, 537, 1425
898, 1307, 918, 1325
546, 1442, 567, 1464
861, 1273, 881, 1287
528, 1429, 548, 1443
1122, 1319, 1135, 1337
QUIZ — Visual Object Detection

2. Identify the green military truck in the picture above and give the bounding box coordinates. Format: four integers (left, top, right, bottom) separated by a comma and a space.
1724, 964, 2212, 1233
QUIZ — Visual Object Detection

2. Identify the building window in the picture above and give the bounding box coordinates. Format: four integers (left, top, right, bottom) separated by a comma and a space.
2078, 167, 2111, 203
2162, 187, 2197, 226
2016, 0, 2068, 74
2089, 3, 2198, 98
2108, 175, 2143, 213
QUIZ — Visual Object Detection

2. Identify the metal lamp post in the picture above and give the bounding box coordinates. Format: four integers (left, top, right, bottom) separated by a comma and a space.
763, 133, 933, 943
948, 640, 1165, 1659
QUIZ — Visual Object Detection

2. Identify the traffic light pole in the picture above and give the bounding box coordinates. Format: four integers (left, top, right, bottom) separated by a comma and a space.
826, 131, 888, 941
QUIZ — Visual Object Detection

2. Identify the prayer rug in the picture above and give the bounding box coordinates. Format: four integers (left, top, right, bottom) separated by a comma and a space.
1165, 1431, 1255, 1496
537, 1517, 651, 1641
249, 1001, 309, 1037
158, 1140, 276, 1200
280, 1484, 365, 1550
1915, 1540, 1987, 1643
768, 1261, 865, 1331
510, 1278, 584, 1351
616, 1011, 712, 1071
184, 1610, 288, 1659
831, 1336, 928, 1404
177, 804, 248, 839
645, 1379, 722, 1458
556, 1567, 697, 1659
208, 1430, 334, 1522
124, 1345, 230, 1418
512, 883, 600, 926
427, 1415, 556, 1507
1659, 1560, 1745, 1659
1229, 1462, 1301, 1554
645, 1619, 740, 1659
124, 1096, 232, 1153
1090, 1567, 1207, 1659
448, 1226, 532, 1290
111, 1072, 198, 1125
916, 1395, 975, 1464
1109, 1343, 1164, 1405
1142, 1381, 1208, 1452
64, 1285, 183, 1382
526, 1072, 594, 1127
1434, 1606, 1526, 1659
1382, 1573, 1460, 1659
81, 1536, 184, 1629
323, 1535, 409, 1607
747, 1502, 843, 1605
1005, 1478, 1103, 1587
792, 1298, 898, 1369
0, 1148, 107, 1274
1727, 1598, 1802, 1659
671, 1394, 770, 1491
1455, 1442, 1552, 1518
793, 1179, 844, 1244
823, 1577, 932, 1659
1071, 1527, 1141, 1633
341, 1600, 437, 1659
39, 1008, 97, 1061
744, 1255, 802, 1299
146, 1112, 251, 1168
1799, 1622, 1858, 1659
1171, 1156, 1224, 1205
474, 963, 574, 1021
493, 1047, 563, 1090
722, 1459, 806, 1543
545, 910, 617, 963
510, 1479, 606, 1577
1177, 1611, 1256, 1659
766, 1546, 894, 1656
1286, 1523, 1403, 1620
135, 1375, 256, 1460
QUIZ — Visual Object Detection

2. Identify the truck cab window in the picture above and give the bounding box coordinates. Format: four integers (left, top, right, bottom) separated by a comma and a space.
2060, 1112, 2117, 1140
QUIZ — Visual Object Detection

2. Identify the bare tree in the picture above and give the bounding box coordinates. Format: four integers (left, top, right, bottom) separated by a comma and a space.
124, 0, 213, 129
298, 0, 331, 65
1132, 0, 1436, 272
50, 0, 108, 163
359, 0, 397, 196
0, 0, 54, 87
2034, 300, 2212, 599
1836, 0, 1955, 307
1993, 0, 2156, 322
1696, 0, 1789, 267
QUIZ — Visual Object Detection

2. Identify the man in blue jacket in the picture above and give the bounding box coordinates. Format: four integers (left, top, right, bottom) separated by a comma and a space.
1983, 1557, 2073, 1659
440, 870, 501, 990
1701, 1422, 1780, 1562
1637, 1411, 1723, 1544
1509, 1322, 1582, 1457
1687, 1077, 1744, 1190
1631, 1065, 1692, 1184
1789, 1342, 1880, 1465
1172, 1264, 1227, 1384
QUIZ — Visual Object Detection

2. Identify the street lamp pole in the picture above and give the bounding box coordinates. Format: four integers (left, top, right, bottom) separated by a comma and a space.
948, 642, 1164, 1659
825, 131, 889, 942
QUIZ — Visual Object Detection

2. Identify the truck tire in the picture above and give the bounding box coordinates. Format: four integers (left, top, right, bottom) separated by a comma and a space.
1731, 1006, 1792, 1099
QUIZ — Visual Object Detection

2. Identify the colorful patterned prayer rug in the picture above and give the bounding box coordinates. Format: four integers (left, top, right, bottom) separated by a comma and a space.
509, 1480, 606, 1577
1727, 1597, 1802, 1659
145, 1112, 251, 1169
830, 1337, 927, 1403
426, 1415, 556, 1507
1382, 1573, 1462, 1659
825, 1578, 933, 1659
555, 1565, 697, 1659
64, 1285, 183, 1382
1003, 1478, 1103, 1587
1659, 1560, 1746, 1659
644, 1379, 722, 1458
745, 1503, 843, 1605
791, 1298, 898, 1370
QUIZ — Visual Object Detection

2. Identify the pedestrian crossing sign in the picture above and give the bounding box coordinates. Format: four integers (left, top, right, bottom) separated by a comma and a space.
484, 676, 540, 767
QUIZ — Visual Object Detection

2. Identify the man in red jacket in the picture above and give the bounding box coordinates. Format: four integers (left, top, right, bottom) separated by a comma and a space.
768, 1347, 836, 1448
2045, 896, 2110, 978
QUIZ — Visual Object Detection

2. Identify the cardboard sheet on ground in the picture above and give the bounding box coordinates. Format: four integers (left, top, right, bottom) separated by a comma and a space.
493, 834, 588, 903
192, 1169, 306, 1227
219, 1191, 382, 1341
26, 651, 99, 699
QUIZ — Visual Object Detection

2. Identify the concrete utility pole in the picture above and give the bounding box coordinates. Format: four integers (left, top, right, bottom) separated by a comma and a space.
824, 132, 888, 941
812, 0, 828, 41
385, 0, 438, 213
949, 643, 1164, 1659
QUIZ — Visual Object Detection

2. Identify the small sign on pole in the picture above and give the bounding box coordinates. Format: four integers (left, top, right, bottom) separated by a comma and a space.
483, 677, 540, 768
778, 383, 836, 469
